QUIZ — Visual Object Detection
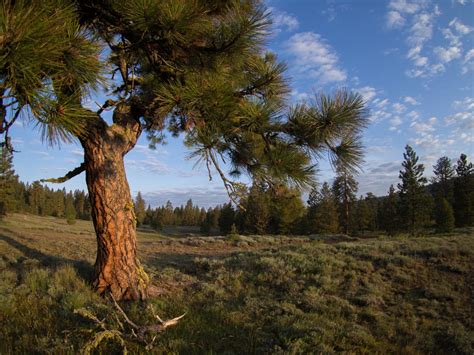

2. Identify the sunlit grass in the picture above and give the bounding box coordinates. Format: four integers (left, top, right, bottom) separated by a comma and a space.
0, 214, 473, 353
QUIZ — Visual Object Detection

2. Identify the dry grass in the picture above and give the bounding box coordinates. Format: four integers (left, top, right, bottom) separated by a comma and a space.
0, 213, 473, 353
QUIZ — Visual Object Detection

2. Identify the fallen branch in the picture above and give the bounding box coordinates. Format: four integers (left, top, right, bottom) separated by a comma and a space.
110, 294, 186, 342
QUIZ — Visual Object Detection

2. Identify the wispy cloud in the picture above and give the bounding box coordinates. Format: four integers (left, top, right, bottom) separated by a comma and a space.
357, 86, 378, 103
268, 7, 299, 34
445, 97, 474, 142
403, 96, 420, 105
126, 157, 172, 174
386, 11, 406, 28
385, 1, 456, 79
285, 32, 347, 85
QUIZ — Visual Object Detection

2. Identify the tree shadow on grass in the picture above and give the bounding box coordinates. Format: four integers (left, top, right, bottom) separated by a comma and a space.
0, 234, 94, 282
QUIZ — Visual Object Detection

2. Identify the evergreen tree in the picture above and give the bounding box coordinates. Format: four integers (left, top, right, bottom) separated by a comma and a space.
83, 194, 92, 220
243, 183, 270, 234
352, 195, 371, 234
73, 190, 86, 219
182, 199, 195, 226
162, 201, 175, 226
134, 192, 147, 227
307, 182, 339, 234
1, 1, 367, 299
364, 192, 379, 231
219, 203, 235, 235
332, 169, 358, 234
64, 192, 76, 225
432, 156, 455, 202
397, 145, 432, 235
380, 185, 399, 236
0, 146, 18, 215
453, 154, 474, 227
269, 187, 305, 235
200, 207, 220, 235
435, 197, 455, 233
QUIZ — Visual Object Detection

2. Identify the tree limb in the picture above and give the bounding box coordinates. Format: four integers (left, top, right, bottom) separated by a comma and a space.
41, 163, 85, 183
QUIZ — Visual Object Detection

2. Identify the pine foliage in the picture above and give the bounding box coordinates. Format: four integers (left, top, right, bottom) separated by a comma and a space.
397, 145, 432, 235
306, 182, 339, 234
332, 168, 358, 234
453, 154, 474, 227
1, 0, 368, 206
0, 146, 18, 215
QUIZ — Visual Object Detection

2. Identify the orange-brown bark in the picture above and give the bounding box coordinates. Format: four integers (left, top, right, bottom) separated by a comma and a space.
81, 105, 147, 300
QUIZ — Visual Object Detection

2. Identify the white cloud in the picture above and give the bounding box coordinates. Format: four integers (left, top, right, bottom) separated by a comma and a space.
408, 12, 437, 47
408, 110, 420, 120
462, 49, 474, 73
291, 89, 310, 102
405, 63, 445, 78
386, 11, 405, 28
374, 98, 390, 109
434, 46, 462, 63
285, 32, 347, 85
464, 49, 474, 63
445, 97, 474, 142
126, 158, 172, 174
404, 96, 420, 105
387, 1, 447, 79
410, 117, 436, 133
70, 149, 84, 157
269, 7, 299, 33
370, 109, 391, 122
442, 28, 461, 46
393, 102, 407, 113
357, 86, 377, 102
390, 116, 403, 126
388, 0, 424, 14
449, 18, 472, 35
453, 97, 474, 111
407, 45, 422, 59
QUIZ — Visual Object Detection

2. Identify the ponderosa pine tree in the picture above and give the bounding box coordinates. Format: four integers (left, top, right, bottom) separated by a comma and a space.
0, 145, 18, 215
397, 145, 432, 235
332, 168, 358, 234
243, 183, 270, 234
435, 197, 455, 233
352, 195, 371, 234
218, 203, 235, 235
269, 187, 306, 235
380, 185, 398, 236
64, 192, 76, 225
307, 182, 339, 234
453, 154, 474, 227
364, 192, 379, 231
1, 1, 367, 299
432, 156, 455, 203
134, 192, 147, 227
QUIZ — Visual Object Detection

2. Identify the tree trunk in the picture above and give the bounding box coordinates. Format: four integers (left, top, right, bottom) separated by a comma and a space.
81, 106, 148, 300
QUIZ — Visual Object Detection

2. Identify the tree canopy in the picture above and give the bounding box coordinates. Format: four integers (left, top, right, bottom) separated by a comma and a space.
1, 0, 367, 199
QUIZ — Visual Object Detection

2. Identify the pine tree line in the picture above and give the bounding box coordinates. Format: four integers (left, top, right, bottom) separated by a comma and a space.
1, 145, 472, 235
0, 147, 90, 223
199, 147, 473, 236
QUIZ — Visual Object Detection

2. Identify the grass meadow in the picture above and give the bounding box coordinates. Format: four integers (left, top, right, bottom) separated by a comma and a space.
0, 214, 473, 353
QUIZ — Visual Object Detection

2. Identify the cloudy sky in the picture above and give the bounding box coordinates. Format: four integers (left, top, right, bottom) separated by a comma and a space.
8, 0, 474, 207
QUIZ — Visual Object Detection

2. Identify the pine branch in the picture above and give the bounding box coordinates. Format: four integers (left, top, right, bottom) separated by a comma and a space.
41, 163, 85, 183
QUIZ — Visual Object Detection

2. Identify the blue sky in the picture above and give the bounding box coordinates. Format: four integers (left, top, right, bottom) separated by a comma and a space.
8, 0, 474, 207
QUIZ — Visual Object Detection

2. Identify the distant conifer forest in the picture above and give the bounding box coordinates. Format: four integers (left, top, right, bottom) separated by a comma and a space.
1, 146, 472, 236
